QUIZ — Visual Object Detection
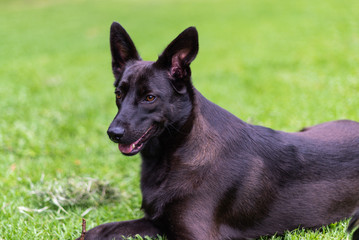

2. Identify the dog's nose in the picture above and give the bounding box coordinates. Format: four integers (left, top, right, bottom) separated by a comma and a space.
107, 126, 125, 143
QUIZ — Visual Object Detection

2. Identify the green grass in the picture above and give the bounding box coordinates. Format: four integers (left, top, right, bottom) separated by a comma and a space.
1, 0, 358, 239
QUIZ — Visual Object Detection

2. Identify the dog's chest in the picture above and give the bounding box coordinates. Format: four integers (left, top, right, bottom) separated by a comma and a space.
139, 151, 214, 219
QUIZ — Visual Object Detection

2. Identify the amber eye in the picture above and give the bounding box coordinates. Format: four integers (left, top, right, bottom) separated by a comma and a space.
116, 92, 123, 100
145, 95, 156, 102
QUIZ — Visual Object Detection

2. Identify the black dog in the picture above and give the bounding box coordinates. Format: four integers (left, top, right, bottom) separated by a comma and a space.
79, 22, 359, 240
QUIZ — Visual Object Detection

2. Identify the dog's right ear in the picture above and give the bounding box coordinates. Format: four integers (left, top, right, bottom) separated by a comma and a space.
110, 22, 140, 78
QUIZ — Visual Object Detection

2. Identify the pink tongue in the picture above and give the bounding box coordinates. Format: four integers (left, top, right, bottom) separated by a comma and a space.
118, 144, 134, 154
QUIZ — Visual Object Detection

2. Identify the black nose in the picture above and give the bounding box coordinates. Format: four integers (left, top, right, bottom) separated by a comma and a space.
107, 126, 125, 143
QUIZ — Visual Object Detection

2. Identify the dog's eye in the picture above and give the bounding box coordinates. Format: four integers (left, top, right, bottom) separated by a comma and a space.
145, 95, 156, 102
116, 92, 123, 100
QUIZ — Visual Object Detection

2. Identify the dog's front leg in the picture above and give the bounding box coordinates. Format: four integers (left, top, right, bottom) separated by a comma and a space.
76, 218, 163, 240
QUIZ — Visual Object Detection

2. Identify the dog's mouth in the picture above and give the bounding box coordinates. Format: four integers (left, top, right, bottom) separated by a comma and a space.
118, 125, 156, 156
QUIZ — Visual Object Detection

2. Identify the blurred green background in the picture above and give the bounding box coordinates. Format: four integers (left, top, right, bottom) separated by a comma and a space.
1, 0, 358, 239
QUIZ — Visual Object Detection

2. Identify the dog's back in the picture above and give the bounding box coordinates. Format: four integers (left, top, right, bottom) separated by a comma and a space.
298, 119, 359, 140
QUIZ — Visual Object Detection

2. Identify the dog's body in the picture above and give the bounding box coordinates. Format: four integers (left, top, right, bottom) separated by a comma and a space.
79, 23, 359, 240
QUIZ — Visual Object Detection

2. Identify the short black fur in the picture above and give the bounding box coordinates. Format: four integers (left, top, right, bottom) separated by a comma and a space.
77, 22, 359, 240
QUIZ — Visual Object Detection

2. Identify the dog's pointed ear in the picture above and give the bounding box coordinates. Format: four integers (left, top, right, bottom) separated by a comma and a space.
110, 22, 140, 78
156, 27, 199, 81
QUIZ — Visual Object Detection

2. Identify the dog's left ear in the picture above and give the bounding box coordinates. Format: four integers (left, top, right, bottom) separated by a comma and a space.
156, 27, 199, 84
110, 22, 141, 78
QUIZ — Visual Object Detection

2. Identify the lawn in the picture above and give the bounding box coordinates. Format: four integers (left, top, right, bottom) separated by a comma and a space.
0, 0, 358, 239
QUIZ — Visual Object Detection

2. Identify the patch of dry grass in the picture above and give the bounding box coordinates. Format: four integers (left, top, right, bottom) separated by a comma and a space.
28, 176, 121, 211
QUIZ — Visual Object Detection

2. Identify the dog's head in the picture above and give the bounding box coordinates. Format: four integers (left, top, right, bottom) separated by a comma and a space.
107, 22, 198, 156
